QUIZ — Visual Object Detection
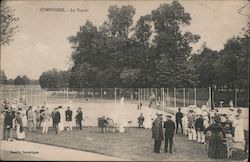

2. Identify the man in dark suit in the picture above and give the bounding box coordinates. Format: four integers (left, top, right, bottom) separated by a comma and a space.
195, 115, 205, 143
175, 108, 183, 134
65, 106, 73, 131
152, 114, 164, 153
164, 115, 175, 153
53, 107, 61, 134
4, 110, 14, 141
75, 107, 83, 130
51, 108, 57, 128
137, 113, 145, 128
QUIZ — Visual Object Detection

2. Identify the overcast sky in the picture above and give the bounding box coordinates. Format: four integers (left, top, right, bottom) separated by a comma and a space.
1, 0, 249, 79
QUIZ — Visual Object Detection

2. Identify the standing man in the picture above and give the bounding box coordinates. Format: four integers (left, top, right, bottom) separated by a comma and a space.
195, 115, 205, 144
54, 107, 61, 134
65, 106, 73, 131
164, 115, 175, 154
175, 108, 183, 134
41, 108, 51, 134
152, 114, 164, 153
51, 108, 57, 128
137, 113, 145, 128
75, 107, 83, 130
4, 110, 14, 141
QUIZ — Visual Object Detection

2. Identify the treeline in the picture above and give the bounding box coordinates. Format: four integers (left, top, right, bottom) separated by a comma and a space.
35, 1, 248, 92
0, 72, 39, 85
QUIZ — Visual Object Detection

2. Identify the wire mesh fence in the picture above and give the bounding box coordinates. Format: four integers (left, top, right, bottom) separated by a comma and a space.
0, 85, 248, 108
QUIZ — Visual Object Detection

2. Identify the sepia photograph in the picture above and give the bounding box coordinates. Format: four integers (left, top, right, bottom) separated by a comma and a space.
0, 0, 249, 161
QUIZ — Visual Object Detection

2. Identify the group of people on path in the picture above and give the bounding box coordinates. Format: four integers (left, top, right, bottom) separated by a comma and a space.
0, 99, 85, 141
152, 113, 175, 154
175, 106, 247, 158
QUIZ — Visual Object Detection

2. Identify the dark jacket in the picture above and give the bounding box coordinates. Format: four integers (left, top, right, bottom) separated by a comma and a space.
137, 116, 144, 124
4, 112, 14, 128
51, 111, 56, 120
40, 109, 45, 120
53, 111, 61, 124
204, 123, 226, 138
76, 111, 83, 121
152, 118, 164, 141
222, 119, 233, 134
195, 117, 205, 131
16, 116, 24, 132
65, 110, 73, 121
164, 120, 175, 138
176, 112, 183, 123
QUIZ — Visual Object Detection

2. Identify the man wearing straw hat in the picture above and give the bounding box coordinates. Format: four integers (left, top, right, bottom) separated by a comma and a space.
164, 115, 175, 153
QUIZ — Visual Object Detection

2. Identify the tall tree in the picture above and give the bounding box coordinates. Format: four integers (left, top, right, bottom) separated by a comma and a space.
151, 1, 200, 87
0, 70, 7, 84
14, 75, 29, 85
106, 5, 135, 38
190, 45, 219, 87
0, 1, 19, 71
0, 1, 19, 45
39, 69, 70, 89
215, 22, 250, 91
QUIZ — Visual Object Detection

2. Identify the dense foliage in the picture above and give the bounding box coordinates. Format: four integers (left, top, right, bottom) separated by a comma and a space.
36, 1, 248, 92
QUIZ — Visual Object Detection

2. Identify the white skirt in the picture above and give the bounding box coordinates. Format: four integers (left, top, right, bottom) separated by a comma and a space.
16, 124, 25, 140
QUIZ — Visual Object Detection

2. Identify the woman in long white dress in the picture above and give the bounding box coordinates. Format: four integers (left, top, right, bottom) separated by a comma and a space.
144, 115, 153, 130
182, 115, 189, 136
15, 111, 25, 140
233, 115, 245, 142
59, 108, 65, 131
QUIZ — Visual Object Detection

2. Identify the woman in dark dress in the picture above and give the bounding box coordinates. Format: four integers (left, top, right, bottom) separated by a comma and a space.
204, 115, 226, 158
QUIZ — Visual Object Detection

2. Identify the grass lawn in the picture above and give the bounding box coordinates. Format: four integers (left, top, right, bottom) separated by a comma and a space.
23, 127, 248, 161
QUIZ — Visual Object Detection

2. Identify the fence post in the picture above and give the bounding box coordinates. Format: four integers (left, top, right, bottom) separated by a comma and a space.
101, 88, 103, 102
31, 88, 33, 106
34, 87, 37, 106
45, 88, 48, 106
162, 88, 165, 111
143, 88, 146, 103
166, 88, 169, 108
183, 88, 185, 108
9, 88, 11, 102
194, 87, 197, 106
235, 90, 237, 108
115, 87, 117, 105
67, 87, 69, 105
17, 85, 19, 101
174, 88, 176, 108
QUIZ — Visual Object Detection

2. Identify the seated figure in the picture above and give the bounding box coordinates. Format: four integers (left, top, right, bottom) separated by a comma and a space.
97, 116, 107, 133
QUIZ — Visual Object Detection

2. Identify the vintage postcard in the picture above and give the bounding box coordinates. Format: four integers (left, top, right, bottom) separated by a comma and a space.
0, 0, 249, 161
